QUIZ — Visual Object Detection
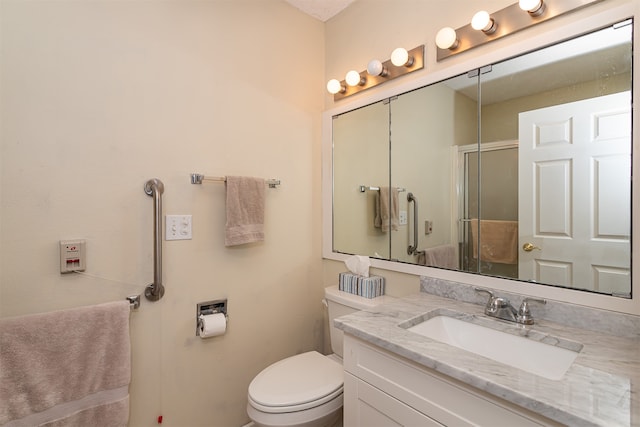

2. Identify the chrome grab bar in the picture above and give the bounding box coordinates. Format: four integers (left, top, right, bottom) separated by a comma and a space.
407, 192, 418, 255
144, 178, 165, 302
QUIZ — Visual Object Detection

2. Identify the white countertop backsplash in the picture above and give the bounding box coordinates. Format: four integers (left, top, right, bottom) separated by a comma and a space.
334, 277, 640, 427
421, 277, 640, 339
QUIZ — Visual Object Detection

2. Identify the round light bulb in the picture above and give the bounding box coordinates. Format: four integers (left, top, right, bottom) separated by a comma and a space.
326, 79, 343, 94
471, 10, 495, 33
390, 47, 410, 67
367, 59, 385, 76
519, 0, 541, 11
519, 0, 545, 15
435, 27, 458, 50
345, 70, 363, 87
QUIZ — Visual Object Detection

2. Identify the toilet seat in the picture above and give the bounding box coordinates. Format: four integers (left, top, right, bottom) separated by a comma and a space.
248, 351, 343, 414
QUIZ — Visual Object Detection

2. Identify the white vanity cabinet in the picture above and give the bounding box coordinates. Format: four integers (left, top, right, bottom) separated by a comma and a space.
343, 335, 563, 427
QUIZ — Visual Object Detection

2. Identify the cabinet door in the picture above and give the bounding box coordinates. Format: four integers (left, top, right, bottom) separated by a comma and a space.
344, 335, 557, 426
344, 372, 442, 427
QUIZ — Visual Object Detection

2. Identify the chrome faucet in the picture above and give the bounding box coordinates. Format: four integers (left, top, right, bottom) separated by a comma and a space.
475, 288, 546, 325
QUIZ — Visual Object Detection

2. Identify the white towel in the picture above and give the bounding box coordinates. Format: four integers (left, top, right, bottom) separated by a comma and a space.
225, 176, 266, 246
0, 301, 131, 427
417, 244, 458, 269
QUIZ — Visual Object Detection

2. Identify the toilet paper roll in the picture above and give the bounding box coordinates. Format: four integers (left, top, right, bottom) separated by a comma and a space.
198, 313, 226, 338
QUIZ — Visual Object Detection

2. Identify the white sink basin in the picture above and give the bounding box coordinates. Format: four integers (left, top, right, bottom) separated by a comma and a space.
405, 314, 580, 380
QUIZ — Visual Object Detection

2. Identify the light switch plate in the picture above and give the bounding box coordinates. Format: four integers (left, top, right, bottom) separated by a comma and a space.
399, 211, 408, 226
166, 215, 192, 240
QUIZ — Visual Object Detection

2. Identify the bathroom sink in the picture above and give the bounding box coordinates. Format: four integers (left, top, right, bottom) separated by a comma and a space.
404, 314, 580, 380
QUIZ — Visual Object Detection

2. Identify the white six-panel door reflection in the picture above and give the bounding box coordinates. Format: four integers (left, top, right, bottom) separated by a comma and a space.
518, 91, 631, 295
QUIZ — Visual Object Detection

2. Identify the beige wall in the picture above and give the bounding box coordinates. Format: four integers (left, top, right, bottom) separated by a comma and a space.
0, 1, 324, 426
324, 0, 515, 111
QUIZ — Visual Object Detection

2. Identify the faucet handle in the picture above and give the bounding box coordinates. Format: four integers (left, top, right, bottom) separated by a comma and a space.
517, 297, 547, 325
474, 287, 495, 308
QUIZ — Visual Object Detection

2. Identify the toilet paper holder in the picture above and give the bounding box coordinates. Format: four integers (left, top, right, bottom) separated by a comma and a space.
196, 299, 228, 336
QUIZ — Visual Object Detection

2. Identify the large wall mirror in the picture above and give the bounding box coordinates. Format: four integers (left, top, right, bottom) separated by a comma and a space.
331, 19, 633, 298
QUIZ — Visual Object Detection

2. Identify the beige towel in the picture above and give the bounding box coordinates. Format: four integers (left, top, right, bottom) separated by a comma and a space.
373, 187, 398, 232
225, 176, 266, 246
470, 219, 518, 264
417, 245, 457, 269
0, 301, 131, 426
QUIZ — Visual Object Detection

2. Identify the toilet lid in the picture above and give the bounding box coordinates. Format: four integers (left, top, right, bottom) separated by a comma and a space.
248, 351, 343, 411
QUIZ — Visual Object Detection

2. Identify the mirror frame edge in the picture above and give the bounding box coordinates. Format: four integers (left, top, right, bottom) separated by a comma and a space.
322, 0, 640, 315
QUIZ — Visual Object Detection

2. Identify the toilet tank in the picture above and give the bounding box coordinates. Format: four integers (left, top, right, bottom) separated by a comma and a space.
324, 285, 394, 358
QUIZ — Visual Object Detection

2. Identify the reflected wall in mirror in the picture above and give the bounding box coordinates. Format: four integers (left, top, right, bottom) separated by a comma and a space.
390, 74, 477, 266
331, 20, 633, 297
333, 101, 390, 259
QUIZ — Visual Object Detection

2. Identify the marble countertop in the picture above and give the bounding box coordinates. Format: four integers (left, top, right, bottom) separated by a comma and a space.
334, 291, 639, 427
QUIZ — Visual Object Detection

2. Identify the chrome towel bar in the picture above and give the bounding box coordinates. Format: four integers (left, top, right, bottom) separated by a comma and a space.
190, 173, 280, 188
359, 185, 406, 193
127, 295, 141, 310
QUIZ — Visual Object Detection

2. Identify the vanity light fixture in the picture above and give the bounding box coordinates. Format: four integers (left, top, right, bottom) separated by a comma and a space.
367, 59, 388, 77
519, 0, 546, 16
471, 11, 497, 34
345, 70, 366, 87
390, 47, 414, 67
435, 27, 459, 50
326, 45, 424, 101
326, 79, 345, 95
436, 0, 601, 61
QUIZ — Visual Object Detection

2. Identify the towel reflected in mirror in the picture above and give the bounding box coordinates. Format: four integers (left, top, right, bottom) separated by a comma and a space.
417, 244, 458, 269
470, 219, 518, 265
373, 187, 399, 232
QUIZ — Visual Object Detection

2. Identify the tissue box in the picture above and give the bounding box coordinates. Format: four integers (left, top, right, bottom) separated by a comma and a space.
338, 272, 385, 298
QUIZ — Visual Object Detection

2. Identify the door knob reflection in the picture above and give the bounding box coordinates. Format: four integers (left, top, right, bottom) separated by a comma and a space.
522, 242, 541, 252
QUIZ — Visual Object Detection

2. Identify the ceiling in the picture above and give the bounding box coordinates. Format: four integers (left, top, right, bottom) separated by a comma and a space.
285, 0, 355, 22
446, 22, 632, 105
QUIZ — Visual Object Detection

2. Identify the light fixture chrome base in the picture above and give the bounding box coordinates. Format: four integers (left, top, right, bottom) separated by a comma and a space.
437, 0, 603, 61
333, 45, 424, 101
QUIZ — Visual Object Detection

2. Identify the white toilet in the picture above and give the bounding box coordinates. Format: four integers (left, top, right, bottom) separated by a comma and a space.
246, 285, 392, 427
